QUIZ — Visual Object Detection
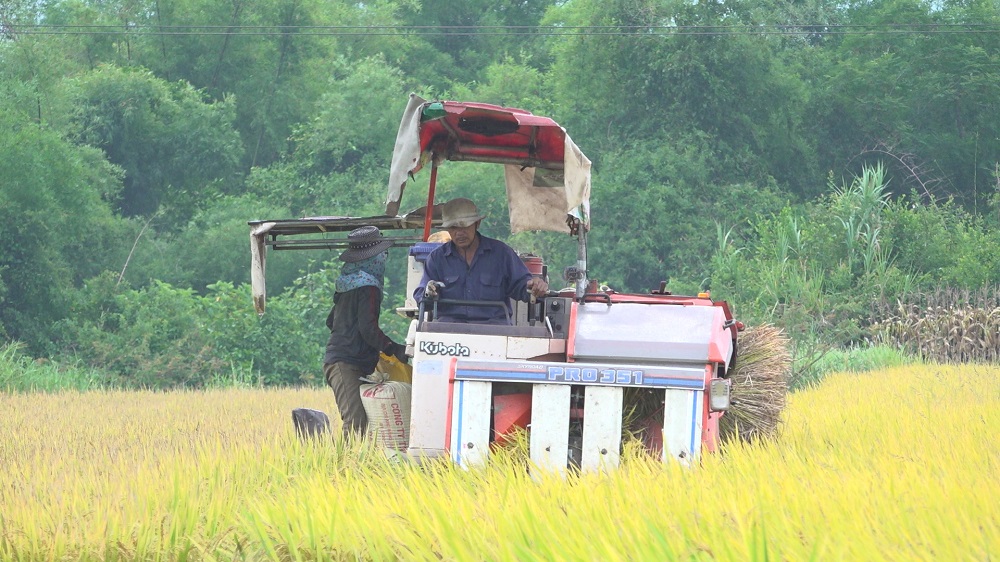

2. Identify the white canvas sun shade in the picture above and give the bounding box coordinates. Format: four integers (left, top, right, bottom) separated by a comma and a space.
385, 94, 592, 234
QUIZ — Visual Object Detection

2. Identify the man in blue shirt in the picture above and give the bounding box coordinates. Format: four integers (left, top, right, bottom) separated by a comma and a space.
414, 198, 549, 324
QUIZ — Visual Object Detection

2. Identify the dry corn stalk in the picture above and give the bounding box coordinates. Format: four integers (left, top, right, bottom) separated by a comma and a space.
720, 323, 792, 442
871, 286, 1000, 364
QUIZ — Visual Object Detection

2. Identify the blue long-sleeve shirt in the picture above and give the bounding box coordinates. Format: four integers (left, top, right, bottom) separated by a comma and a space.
413, 234, 532, 324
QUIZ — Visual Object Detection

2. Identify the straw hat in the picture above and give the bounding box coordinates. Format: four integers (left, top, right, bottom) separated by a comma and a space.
441, 198, 486, 228
339, 226, 393, 262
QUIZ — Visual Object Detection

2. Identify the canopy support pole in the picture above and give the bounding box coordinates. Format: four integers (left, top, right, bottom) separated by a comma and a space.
576, 225, 588, 299
422, 158, 439, 242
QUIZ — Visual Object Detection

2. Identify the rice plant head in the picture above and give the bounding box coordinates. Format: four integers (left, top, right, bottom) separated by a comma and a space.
720, 323, 792, 443
489, 425, 531, 469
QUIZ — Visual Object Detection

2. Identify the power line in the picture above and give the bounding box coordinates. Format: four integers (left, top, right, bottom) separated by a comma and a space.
5, 23, 1000, 37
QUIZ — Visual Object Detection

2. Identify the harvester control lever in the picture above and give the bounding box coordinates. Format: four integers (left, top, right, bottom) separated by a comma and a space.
418, 296, 511, 325
424, 280, 444, 298
528, 293, 537, 326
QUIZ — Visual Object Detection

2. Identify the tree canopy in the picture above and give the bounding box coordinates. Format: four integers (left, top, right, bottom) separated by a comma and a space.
1, 0, 998, 380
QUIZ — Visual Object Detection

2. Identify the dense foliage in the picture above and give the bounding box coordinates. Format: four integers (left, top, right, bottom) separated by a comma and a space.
1, 0, 998, 387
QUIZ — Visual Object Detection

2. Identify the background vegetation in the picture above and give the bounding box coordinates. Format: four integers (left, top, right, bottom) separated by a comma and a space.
1, 0, 998, 389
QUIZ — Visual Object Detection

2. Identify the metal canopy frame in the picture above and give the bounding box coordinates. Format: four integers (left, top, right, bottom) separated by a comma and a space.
249, 212, 440, 313
250, 95, 592, 314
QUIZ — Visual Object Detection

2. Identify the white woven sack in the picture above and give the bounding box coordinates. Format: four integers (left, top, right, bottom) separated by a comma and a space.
360, 379, 412, 451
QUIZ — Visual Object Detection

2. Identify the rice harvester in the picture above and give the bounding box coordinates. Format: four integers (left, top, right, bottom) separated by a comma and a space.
250, 94, 743, 473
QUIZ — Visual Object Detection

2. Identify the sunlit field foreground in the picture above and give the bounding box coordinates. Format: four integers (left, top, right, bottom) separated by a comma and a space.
2, 365, 998, 561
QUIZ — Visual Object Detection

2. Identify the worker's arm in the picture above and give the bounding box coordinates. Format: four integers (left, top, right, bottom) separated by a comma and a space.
504, 245, 547, 300
414, 250, 444, 302
356, 286, 407, 361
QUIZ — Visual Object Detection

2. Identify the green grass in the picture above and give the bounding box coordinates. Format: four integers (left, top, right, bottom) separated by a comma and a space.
4, 338, 922, 395
1, 342, 272, 392
790, 343, 918, 391
0, 342, 112, 392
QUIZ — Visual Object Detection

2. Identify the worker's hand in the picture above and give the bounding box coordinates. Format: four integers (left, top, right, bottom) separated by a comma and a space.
393, 343, 409, 365
527, 277, 549, 298
424, 280, 442, 298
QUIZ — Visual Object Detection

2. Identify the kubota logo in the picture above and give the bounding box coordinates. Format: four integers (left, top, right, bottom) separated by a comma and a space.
419, 341, 471, 357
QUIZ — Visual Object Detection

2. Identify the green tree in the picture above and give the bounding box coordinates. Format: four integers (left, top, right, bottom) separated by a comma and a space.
68, 64, 243, 225
288, 56, 409, 180
449, 56, 554, 116
0, 106, 128, 353
142, 0, 362, 169
0, 2, 86, 128
247, 55, 415, 216
812, 0, 1000, 210
544, 0, 815, 195
398, 0, 552, 86
123, 195, 316, 295
586, 138, 787, 293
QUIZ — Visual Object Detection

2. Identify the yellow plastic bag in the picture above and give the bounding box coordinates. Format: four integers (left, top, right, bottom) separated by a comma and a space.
377, 352, 413, 384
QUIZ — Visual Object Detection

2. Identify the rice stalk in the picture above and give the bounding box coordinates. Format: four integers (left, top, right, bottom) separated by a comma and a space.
2, 368, 998, 560
721, 323, 792, 442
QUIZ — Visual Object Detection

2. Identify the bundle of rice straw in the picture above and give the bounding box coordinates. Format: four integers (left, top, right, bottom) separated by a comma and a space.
720, 323, 792, 442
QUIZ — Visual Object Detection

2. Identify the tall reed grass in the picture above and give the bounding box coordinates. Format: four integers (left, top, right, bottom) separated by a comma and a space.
1, 365, 997, 561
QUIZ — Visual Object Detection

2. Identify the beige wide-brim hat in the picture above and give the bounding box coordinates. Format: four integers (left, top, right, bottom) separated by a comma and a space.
441, 198, 486, 228
339, 226, 394, 262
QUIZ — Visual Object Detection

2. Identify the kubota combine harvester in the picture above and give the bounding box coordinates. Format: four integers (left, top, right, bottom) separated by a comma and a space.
250, 94, 744, 473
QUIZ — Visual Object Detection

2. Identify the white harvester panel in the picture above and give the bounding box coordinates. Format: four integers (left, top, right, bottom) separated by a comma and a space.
529, 384, 572, 474
448, 380, 492, 466
662, 387, 704, 465
446, 359, 705, 471
581, 386, 623, 472
572, 303, 733, 370
409, 331, 552, 458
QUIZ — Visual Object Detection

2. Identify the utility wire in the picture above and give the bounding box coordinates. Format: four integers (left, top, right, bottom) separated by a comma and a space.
9, 23, 1000, 29
5, 23, 1000, 37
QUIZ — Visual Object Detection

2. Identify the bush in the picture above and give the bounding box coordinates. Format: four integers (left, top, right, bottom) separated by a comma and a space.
55, 273, 226, 388
883, 194, 1000, 289
708, 165, 1000, 357
200, 281, 326, 386
0, 342, 113, 392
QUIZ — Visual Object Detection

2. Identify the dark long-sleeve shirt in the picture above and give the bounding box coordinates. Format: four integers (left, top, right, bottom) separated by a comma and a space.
413, 234, 532, 324
324, 285, 402, 373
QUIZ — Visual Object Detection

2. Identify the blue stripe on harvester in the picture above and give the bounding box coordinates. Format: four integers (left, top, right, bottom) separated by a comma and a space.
454, 381, 464, 464
458, 369, 542, 382
689, 390, 699, 455
455, 365, 704, 389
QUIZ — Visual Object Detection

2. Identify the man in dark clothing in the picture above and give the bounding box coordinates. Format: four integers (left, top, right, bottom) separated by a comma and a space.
413, 198, 548, 324
324, 226, 407, 438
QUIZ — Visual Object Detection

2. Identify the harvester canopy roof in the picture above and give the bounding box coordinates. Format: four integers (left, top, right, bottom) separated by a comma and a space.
386, 94, 592, 234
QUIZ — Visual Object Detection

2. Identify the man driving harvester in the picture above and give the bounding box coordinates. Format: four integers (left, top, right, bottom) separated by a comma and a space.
414, 198, 548, 324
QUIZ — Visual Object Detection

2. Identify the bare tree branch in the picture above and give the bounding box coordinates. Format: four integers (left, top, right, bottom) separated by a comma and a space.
850, 137, 949, 201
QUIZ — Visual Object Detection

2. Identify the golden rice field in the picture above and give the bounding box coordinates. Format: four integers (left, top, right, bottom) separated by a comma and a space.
1, 364, 998, 561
